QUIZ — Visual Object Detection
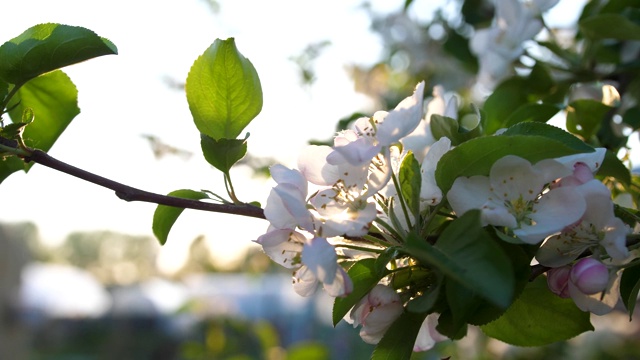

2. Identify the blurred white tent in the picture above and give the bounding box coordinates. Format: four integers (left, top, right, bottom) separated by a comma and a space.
20, 263, 112, 318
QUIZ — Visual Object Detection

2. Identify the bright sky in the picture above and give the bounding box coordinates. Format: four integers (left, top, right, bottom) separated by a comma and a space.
0, 0, 592, 272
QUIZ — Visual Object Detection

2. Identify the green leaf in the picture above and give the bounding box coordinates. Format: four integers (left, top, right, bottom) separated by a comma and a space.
398, 151, 421, 217
430, 114, 482, 146
332, 258, 389, 326
620, 262, 640, 320
200, 133, 248, 173
623, 106, 640, 130
566, 99, 612, 140
527, 63, 555, 94
442, 27, 478, 73
482, 78, 528, 135
580, 14, 640, 40
374, 246, 401, 277
435, 129, 593, 194
501, 122, 594, 153
404, 210, 514, 308
504, 103, 560, 127
0, 23, 117, 85
371, 311, 427, 360
0, 70, 79, 184
441, 280, 480, 338
406, 276, 442, 313
599, 149, 631, 187
481, 276, 594, 346
152, 189, 209, 245
466, 240, 534, 326
186, 38, 262, 140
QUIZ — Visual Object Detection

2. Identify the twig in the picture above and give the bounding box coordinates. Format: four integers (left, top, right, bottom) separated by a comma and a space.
18, 147, 265, 219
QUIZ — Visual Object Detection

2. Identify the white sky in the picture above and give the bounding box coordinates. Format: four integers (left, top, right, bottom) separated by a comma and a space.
0, 0, 595, 272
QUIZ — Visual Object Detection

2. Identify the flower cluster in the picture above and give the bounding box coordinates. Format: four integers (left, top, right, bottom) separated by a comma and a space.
448, 148, 631, 313
471, 0, 560, 89
256, 82, 454, 350
255, 81, 634, 351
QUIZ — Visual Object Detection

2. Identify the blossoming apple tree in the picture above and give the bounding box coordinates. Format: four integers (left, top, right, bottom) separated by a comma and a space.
1, 0, 640, 358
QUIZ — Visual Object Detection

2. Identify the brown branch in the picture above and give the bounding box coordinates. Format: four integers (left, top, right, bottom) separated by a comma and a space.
21, 148, 265, 219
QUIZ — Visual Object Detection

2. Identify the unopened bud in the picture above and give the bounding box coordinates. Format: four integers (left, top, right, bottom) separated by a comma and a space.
547, 266, 571, 298
570, 258, 609, 295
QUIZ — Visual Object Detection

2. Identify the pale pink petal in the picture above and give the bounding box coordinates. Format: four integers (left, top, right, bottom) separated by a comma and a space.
537, 234, 589, 267
302, 237, 338, 284
330, 137, 381, 167
376, 82, 425, 146
420, 137, 451, 206
568, 270, 620, 315
414, 313, 447, 352
323, 266, 353, 297
264, 186, 300, 230
516, 186, 586, 244
448, 176, 493, 216
271, 183, 315, 231
254, 229, 304, 269
298, 145, 340, 186
292, 265, 319, 297
269, 164, 308, 195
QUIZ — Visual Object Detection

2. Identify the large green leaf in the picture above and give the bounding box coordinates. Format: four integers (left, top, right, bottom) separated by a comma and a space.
580, 13, 640, 40
482, 78, 528, 135
481, 276, 593, 346
152, 189, 209, 245
504, 103, 560, 127
501, 122, 594, 153
0, 70, 80, 183
371, 311, 427, 360
186, 38, 262, 140
332, 258, 389, 326
0, 23, 117, 85
404, 210, 514, 308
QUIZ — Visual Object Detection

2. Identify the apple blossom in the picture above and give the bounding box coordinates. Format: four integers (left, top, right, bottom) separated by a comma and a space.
419, 137, 451, 207
536, 180, 630, 267
470, 0, 559, 88
447, 155, 585, 243
254, 228, 305, 269
402, 85, 457, 162
547, 259, 619, 315
413, 313, 448, 352
348, 284, 404, 344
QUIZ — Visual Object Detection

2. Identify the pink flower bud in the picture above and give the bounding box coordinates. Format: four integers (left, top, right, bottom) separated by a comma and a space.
570, 258, 609, 295
547, 266, 571, 298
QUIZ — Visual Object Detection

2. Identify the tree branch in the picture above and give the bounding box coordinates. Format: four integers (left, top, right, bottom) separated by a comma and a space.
18, 146, 265, 220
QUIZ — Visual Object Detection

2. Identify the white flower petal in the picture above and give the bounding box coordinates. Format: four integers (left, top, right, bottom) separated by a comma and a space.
323, 266, 353, 298
448, 175, 493, 216
302, 237, 338, 284
292, 265, 319, 297
298, 145, 340, 186
269, 164, 307, 195
254, 229, 304, 269
376, 82, 425, 146
517, 186, 586, 244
